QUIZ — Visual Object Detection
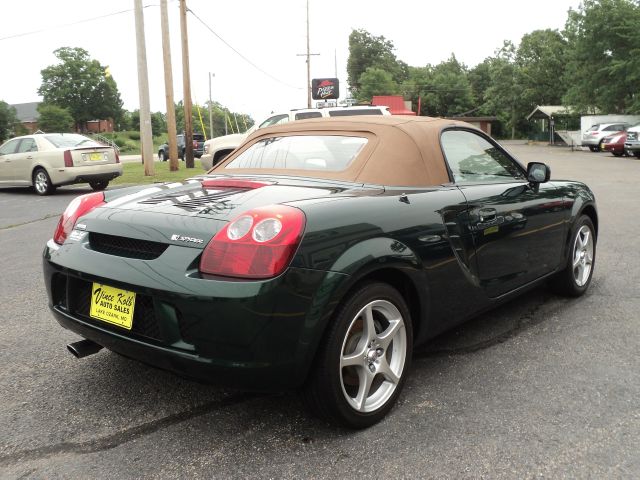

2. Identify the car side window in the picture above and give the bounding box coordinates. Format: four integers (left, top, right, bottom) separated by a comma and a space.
441, 129, 526, 183
0, 138, 21, 155
294, 112, 322, 120
17, 138, 38, 153
259, 114, 289, 128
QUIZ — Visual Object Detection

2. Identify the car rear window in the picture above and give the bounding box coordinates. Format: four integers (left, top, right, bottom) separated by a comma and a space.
225, 135, 367, 171
328, 109, 384, 117
44, 134, 99, 148
587, 125, 600, 131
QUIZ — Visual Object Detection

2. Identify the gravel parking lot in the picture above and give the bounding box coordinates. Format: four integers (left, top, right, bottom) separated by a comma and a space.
0, 144, 638, 479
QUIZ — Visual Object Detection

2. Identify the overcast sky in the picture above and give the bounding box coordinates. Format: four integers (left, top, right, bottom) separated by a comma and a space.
1, 0, 582, 124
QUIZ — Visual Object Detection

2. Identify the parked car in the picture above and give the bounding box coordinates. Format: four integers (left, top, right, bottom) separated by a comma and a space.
600, 131, 628, 156
581, 122, 630, 151
158, 133, 205, 161
0, 133, 121, 195
44, 116, 597, 428
200, 105, 390, 169
623, 125, 640, 157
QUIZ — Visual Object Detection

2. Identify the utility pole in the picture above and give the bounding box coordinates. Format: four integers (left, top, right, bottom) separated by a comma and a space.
296, 0, 319, 108
134, 0, 154, 175
208, 72, 214, 139
179, 0, 194, 168
160, 0, 179, 171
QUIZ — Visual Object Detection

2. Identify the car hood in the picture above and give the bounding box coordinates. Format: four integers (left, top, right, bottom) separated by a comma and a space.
79, 175, 383, 248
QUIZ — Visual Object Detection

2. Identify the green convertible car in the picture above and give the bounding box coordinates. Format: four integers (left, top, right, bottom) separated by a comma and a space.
43, 116, 597, 428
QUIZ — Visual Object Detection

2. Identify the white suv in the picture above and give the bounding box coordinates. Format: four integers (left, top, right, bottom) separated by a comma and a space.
200, 105, 390, 170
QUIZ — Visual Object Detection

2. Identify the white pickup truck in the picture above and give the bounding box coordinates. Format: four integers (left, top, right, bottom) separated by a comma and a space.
200, 105, 390, 170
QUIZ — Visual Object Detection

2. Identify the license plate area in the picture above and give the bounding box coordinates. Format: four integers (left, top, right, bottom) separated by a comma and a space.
89, 283, 136, 330
89, 152, 104, 161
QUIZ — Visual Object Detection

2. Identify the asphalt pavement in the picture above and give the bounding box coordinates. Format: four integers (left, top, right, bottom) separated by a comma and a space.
0, 145, 638, 479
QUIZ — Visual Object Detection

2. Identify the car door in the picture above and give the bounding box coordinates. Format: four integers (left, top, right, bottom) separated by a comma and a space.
441, 128, 567, 298
13, 137, 38, 183
0, 138, 22, 183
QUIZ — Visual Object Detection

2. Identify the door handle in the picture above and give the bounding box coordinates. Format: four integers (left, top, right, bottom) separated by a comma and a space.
479, 208, 497, 223
26, 155, 33, 160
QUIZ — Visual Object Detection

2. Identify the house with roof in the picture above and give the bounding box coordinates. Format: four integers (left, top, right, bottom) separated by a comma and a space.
11, 102, 40, 133
10, 102, 114, 134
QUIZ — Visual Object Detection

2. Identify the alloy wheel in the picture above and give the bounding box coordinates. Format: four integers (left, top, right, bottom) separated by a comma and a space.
339, 299, 407, 413
572, 225, 594, 287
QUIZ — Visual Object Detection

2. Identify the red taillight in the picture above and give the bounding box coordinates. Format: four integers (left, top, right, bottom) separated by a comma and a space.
199, 205, 306, 279
115, 150, 120, 163
53, 192, 105, 245
193, 140, 198, 148
63, 150, 73, 167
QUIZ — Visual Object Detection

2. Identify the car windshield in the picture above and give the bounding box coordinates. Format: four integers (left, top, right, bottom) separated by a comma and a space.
44, 134, 99, 148
225, 135, 367, 171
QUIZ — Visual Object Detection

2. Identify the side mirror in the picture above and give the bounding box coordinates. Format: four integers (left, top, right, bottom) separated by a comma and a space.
527, 162, 550, 184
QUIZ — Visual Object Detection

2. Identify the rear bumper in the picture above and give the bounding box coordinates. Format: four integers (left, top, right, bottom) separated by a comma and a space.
43, 240, 335, 391
49, 165, 123, 187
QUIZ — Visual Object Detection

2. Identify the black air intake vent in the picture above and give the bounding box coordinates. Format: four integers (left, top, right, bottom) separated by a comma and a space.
89, 232, 168, 260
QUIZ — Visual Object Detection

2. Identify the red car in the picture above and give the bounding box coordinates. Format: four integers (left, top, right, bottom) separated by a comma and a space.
600, 131, 628, 156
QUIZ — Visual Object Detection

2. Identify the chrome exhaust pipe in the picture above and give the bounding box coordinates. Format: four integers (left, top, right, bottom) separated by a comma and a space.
67, 339, 103, 358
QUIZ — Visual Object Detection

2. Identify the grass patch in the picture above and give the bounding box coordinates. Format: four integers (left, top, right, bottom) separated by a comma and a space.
100, 131, 168, 154
112, 161, 205, 186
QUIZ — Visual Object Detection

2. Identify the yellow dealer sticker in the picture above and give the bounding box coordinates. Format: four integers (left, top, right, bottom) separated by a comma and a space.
89, 152, 103, 161
90, 283, 136, 330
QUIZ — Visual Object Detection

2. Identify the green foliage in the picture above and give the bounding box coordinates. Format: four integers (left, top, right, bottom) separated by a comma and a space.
347, 29, 408, 96
128, 131, 140, 141
356, 67, 398, 102
563, 0, 640, 113
38, 47, 124, 128
0, 101, 18, 143
516, 29, 568, 107
36, 104, 74, 132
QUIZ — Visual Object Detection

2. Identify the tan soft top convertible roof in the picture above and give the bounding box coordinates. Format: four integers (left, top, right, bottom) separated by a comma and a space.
211, 116, 480, 186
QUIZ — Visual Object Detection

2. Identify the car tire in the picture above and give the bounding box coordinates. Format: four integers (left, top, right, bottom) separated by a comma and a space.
548, 215, 596, 297
89, 181, 109, 191
33, 168, 56, 196
612, 151, 624, 157
158, 150, 166, 161
634, 152, 640, 158
589, 146, 599, 152
302, 282, 413, 429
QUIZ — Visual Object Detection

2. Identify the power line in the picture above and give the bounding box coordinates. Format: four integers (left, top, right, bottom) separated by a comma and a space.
186, 6, 303, 91
0, 5, 160, 42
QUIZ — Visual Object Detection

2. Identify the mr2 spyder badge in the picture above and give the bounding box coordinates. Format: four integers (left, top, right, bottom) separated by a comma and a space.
170, 234, 204, 244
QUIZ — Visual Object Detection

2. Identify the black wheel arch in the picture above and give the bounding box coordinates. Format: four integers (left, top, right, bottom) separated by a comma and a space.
295, 260, 429, 388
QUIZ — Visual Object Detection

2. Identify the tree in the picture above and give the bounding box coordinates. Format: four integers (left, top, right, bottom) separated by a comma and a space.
400, 56, 474, 117
563, 0, 640, 113
0, 101, 17, 142
347, 29, 408, 95
37, 104, 74, 132
516, 29, 568, 108
423, 55, 475, 117
468, 59, 493, 115
38, 47, 124, 130
356, 67, 398, 102
484, 42, 528, 138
